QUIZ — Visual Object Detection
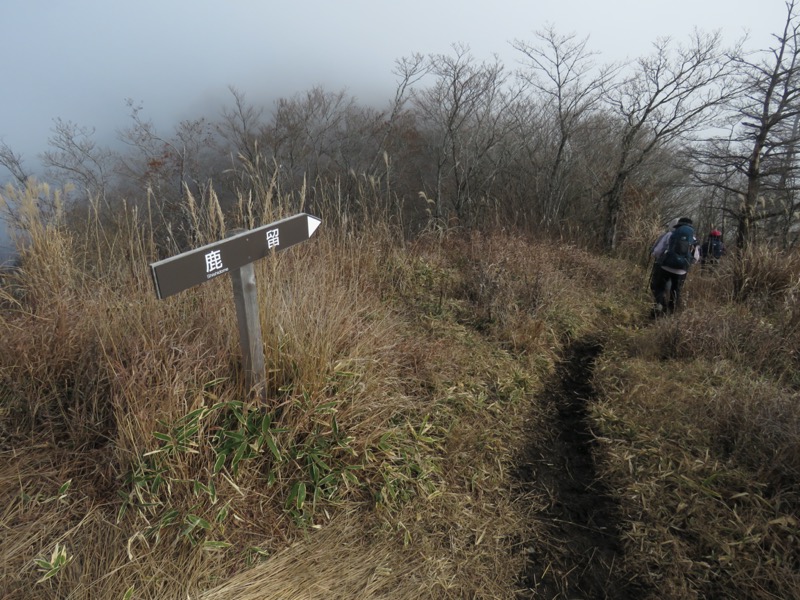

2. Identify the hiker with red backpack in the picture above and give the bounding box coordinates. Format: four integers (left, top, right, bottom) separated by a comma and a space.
699, 229, 726, 268
650, 217, 700, 314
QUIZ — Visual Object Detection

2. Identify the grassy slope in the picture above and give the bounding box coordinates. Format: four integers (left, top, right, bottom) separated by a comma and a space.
592, 265, 800, 598
1, 192, 799, 599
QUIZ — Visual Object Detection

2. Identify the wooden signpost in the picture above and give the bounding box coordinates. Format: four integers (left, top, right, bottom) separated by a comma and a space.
149, 213, 322, 395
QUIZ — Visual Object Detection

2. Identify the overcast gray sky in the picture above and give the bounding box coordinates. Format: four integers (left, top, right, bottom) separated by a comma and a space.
0, 0, 793, 260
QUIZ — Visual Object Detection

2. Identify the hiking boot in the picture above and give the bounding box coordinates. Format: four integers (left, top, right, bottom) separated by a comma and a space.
650, 303, 665, 319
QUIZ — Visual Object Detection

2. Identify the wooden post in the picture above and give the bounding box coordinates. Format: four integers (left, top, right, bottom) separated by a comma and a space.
228, 233, 267, 399
149, 213, 322, 400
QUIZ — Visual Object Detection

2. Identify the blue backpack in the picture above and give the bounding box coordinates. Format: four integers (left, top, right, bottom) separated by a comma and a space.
662, 224, 695, 270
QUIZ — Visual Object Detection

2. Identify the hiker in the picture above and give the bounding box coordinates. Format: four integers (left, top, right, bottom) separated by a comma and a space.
650, 217, 699, 314
648, 217, 678, 294
699, 229, 725, 268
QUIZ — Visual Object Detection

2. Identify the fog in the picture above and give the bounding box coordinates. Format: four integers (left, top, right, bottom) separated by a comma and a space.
0, 228, 11, 266
0, 0, 790, 263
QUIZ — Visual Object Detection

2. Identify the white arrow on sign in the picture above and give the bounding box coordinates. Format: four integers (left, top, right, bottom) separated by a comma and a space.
307, 215, 321, 238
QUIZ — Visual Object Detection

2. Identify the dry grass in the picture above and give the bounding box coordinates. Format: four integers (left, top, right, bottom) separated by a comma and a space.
1, 183, 596, 599
591, 246, 800, 598
4, 179, 800, 599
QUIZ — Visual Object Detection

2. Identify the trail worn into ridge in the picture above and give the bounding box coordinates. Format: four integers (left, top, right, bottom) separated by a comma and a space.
514, 338, 648, 599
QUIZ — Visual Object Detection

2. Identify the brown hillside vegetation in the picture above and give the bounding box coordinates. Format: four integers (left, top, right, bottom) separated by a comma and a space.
1, 183, 800, 599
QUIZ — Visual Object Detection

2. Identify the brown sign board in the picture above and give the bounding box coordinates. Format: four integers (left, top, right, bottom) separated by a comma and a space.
150, 213, 321, 299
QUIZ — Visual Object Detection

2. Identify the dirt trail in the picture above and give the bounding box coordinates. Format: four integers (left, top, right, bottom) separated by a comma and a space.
515, 338, 648, 599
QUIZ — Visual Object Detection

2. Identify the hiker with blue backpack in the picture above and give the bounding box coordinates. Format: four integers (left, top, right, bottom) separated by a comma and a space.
649, 217, 700, 314
699, 229, 726, 268
648, 217, 678, 298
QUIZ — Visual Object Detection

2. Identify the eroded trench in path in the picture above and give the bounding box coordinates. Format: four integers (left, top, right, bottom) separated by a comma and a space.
514, 338, 648, 599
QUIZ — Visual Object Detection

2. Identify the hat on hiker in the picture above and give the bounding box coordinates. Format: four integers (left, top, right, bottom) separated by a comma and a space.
677, 217, 693, 225
710, 229, 722, 237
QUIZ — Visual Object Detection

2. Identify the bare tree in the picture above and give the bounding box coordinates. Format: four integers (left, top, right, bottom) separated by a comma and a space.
217, 86, 265, 166
412, 44, 514, 224
41, 118, 115, 200
267, 87, 355, 181
368, 54, 429, 174
694, 0, 800, 248
361, 54, 430, 223
514, 26, 617, 227
0, 139, 30, 185
600, 31, 734, 251
117, 100, 215, 203
115, 100, 220, 249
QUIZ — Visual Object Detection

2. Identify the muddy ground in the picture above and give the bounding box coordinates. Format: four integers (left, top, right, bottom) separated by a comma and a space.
514, 338, 651, 599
